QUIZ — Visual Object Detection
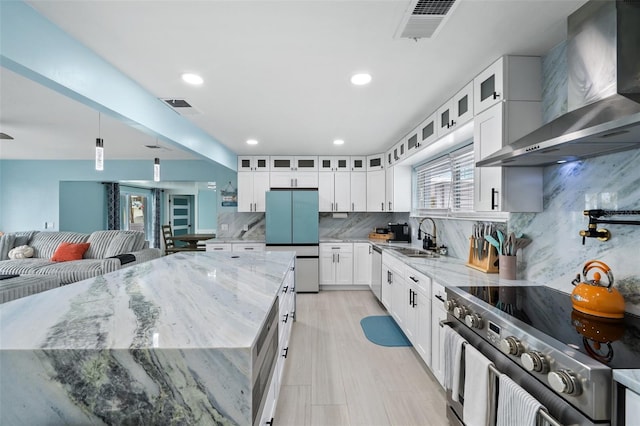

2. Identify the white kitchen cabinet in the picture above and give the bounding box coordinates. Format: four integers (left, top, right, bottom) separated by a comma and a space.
405, 267, 432, 367
319, 156, 349, 172
473, 102, 543, 212
473, 55, 542, 115
431, 281, 447, 387
318, 171, 350, 212
237, 172, 270, 212
366, 169, 386, 212
419, 113, 438, 149
385, 165, 411, 212
270, 171, 318, 188
350, 171, 367, 212
232, 243, 265, 252
206, 243, 232, 251
437, 81, 473, 138
319, 243, 353, 286
626, 388, 640, 423
237, 155, 270, 172
366, 153, 384, 171
381, 252, 404, 312
270, 156, 319, 188
353, 243, 372, 285
350, 156, 366, 172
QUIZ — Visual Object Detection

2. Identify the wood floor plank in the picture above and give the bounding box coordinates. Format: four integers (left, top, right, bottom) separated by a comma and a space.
276, 290, 447, 426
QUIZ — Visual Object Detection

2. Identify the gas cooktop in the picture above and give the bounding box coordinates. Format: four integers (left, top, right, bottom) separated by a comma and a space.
456, 285, 640, 369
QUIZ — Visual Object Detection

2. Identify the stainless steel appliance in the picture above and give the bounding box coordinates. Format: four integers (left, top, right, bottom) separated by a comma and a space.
371, 245, 382, 302
265, 189, 319, 292
478, 0, 640, 167
388, 223, 411, 243
444, 284, 640, 426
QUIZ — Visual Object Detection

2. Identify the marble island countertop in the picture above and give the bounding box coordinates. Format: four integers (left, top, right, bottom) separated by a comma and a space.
1, 251, 295, 350
0, 251, 296, 425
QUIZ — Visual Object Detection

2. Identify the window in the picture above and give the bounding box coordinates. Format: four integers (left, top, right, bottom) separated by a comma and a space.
415, 144, 474, 213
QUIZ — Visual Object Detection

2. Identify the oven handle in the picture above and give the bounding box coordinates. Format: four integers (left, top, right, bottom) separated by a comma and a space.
486, 364, 564, 426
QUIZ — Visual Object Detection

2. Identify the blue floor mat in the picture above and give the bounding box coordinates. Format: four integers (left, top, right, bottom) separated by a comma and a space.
360, 315, 412, 347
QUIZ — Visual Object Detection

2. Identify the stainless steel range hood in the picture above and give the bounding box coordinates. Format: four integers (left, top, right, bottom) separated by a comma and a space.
477, 0, 640, 167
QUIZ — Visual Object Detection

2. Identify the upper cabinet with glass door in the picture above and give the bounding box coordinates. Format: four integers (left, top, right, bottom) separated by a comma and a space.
238, 155, 270, 172
350, 156, 366, 172
473, 56, 542, 115
437, 81, 473, 138
366, 154, 384, 171
406, 112, 437, 157
319, 157, 349, 172
270, 156, 318, 171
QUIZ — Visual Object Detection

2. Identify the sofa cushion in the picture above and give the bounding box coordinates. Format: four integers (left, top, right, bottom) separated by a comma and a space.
0, 234, 16, 260
85, 230, 145, 258
51, 242, 91, 262
104, 233, 136, 258
13, 231, 39, 247
0, 259, 56, 275
29, 232, 89, 259
37, 259, 107, 285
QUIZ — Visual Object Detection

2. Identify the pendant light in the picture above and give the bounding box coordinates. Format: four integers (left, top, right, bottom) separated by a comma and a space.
154, 158, 161, 182
95, 113, 104, 171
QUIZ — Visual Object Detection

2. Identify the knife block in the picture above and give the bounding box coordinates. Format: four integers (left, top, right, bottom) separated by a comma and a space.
466, 236, 499, 273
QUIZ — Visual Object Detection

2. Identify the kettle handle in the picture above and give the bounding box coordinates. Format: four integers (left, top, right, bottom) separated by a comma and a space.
583, 260, 614, 289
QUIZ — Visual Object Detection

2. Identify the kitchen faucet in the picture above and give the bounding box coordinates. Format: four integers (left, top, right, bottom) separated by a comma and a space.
418, 217, 437, 250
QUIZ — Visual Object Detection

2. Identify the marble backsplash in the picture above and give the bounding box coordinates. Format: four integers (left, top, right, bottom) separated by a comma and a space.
511, 149, 640, 315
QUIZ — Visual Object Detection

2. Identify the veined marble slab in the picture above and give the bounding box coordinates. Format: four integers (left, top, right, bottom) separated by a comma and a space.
0, 251, 295, 425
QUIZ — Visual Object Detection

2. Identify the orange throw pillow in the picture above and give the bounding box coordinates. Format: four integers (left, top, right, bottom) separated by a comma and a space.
51, 242, 90, 262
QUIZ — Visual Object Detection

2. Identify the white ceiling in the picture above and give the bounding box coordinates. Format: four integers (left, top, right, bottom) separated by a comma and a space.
0, 0, 587, 163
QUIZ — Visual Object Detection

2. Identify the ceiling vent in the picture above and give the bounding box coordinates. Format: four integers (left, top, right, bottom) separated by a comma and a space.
161, 98, 201, 116
395, 0, 458, 39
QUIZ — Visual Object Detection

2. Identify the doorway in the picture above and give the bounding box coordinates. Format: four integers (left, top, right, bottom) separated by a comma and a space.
169, 195, 195, 238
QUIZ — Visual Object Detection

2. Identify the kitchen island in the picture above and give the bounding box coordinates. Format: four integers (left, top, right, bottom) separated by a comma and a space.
0, 251, 295, 426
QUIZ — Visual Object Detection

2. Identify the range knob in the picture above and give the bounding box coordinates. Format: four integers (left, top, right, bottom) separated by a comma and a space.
465, 313, 483, 329
453, 305, 469, 319
548, 370, 582, 396
521, 351, 549, 373
444, 299, 458, 312
499, 336, 524, 356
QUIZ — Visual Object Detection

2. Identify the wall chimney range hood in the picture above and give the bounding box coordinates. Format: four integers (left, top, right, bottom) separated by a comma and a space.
477, 0, 640, 167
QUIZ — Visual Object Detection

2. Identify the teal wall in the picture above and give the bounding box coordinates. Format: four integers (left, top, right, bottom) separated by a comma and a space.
197, 189, 217, 230
0, 159, 236, 232
59, 181, 105, 232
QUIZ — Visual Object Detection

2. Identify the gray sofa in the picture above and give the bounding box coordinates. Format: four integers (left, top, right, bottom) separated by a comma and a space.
0, 230, 161, 285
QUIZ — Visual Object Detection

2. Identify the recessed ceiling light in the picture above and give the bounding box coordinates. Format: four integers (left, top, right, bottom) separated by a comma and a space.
557, 160, 567, 164
246, 139, 259, 145
181, 73, 204, 85
350, 73, 372, 86
333, 139, 345, 145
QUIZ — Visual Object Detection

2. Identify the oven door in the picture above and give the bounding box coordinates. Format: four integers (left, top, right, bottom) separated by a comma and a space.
444, 317, 607, 426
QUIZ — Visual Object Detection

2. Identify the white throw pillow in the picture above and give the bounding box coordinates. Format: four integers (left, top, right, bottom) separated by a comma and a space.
8, 245, 34, 259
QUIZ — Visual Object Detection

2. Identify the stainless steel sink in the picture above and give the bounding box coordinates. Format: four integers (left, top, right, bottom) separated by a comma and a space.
387, 246, 439, 258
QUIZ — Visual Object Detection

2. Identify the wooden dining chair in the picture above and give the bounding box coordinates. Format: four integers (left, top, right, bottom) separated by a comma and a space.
161, 224, 190, 255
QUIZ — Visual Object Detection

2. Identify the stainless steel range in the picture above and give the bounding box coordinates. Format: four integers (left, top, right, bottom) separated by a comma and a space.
444, 284, 640, 426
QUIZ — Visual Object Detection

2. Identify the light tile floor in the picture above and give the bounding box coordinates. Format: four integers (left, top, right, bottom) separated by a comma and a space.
275, 290, 448, 426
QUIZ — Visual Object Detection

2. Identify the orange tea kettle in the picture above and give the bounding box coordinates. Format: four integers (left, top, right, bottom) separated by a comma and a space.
571, 260, 625, 319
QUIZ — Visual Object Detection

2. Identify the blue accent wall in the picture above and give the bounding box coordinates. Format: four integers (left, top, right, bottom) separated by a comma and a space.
59, 181, 105, 233
0, 159, 236, 232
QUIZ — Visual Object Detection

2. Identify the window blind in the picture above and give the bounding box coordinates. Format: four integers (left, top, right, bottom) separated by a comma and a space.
415, 144, 474, 213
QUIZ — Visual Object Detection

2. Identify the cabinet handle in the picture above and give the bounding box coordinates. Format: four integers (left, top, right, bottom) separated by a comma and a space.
266, 418, 274, 426
283, 286, 288, 293
337, 253, 340, 263
492, 91, 500, 100
381, 202, 384, 211
409, 276, 418, 283
331, 202, 334, 211
491, 188, 498, 210
283, 313, 289, 323
389, 201, 392, 211
450, 120, 456, 127
435, 294, 445, 303
332, 253, 335, 263
369, 245, 372, 254
352, 202, 354, 211
413, 291, 417, 308
389, 271, 393, 284
335, 203, 338, 211
409, 289, 413, 306
282, 347, 289, 358
387, 270, 391, 284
